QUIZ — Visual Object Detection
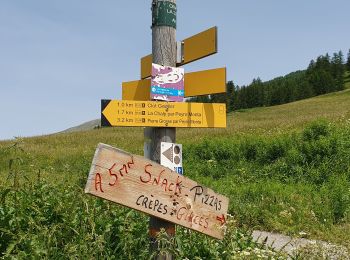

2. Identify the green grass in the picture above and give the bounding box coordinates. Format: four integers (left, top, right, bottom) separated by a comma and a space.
1, 89, 350, 258
184, 121, 350, 246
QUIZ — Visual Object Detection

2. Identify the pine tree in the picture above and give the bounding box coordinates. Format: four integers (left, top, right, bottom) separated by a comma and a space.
224, 50, 347, 111
331, 51, 345, 91
226, 81, 235, 112
187, 95, 210, 103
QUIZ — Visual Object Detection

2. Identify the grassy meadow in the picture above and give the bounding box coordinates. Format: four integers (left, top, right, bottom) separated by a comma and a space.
1, 89, 350, 258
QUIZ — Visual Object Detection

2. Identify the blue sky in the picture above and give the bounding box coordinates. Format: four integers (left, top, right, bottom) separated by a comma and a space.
0, 0, 349, 140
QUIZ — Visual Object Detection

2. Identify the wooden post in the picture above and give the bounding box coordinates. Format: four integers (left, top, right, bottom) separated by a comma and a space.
145, 0, 176, 259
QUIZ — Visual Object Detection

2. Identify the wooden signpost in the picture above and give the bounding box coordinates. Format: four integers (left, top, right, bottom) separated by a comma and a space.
101, 100, 226, 128
85, 143, 229, 239
86, 2, 229, 257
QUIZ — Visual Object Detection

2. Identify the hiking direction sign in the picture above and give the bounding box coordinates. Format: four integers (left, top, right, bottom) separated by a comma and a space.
85, 143, 229, 239
109, 25, 227, 127
101, 100, 226, 128
122, 67, 226, 101
93, 24, 230, 240
161, 142, 183, 174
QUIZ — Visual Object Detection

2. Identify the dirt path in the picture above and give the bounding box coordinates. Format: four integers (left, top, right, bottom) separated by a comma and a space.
252, 230, 349, 259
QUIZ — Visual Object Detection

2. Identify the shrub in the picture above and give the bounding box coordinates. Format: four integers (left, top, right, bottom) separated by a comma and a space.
320, 175, 350, 223
240, 138, 263, 162
302, 120, 331, 141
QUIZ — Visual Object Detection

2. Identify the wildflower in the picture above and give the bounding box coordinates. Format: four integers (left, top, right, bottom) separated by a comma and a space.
299, 231, 307, 238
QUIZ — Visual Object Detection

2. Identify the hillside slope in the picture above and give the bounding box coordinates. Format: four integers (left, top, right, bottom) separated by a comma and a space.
61, 119, 100, 133
0, 89, 349, 258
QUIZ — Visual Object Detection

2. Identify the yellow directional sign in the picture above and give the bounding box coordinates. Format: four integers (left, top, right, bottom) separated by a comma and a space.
141, 27, 218, 79
122, 78, 151, 101
140, 54, 152, 80
182, 26, 217, 65
101, 100, 226, 128
184, 67, 226, 97
123, 67, 226, 101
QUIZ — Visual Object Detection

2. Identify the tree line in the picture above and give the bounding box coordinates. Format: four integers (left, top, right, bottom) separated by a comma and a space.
189, 49, 350, 112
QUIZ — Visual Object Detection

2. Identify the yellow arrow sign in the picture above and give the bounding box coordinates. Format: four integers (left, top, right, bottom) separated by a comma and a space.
123, 67, 226, 101
141, 27, 218, 79
101, 100, 226, 128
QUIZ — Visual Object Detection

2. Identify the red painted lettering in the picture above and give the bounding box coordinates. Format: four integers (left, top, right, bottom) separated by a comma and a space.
140, 164, 152, 183
199, 217, 204, 226
175, 176, 182, 194
153, 169, 165, 185
95, 173, 104, 192
161, 178, 168, 191
108, 163, 118, 186
194, 216, 200, 225
187, 212, 194, 223
140, 165, 182, 195
175, 206, 209, 229
118, 164, 128, 176
176, 207, 187, 220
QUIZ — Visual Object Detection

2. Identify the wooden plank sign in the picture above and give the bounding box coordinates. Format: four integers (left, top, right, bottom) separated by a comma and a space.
101, 100, 226, 128
141, 27, 218, 79
123, 67, 226, 101
85, 143, 229, 239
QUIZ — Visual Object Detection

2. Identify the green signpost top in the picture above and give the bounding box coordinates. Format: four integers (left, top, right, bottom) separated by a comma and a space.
152, 1, 177, 29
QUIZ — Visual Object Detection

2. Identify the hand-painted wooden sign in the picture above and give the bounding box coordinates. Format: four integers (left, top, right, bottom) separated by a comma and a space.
85, 143, 229, 239
101, 100, 226, 128
151, 63, 184, 102
123, 67, 226, 101
141, 27, 218, 79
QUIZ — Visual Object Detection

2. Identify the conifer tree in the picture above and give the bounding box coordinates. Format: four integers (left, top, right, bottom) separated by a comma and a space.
226, 81, 235, 112
193, 50, 346, 111
331, 51, 345, 90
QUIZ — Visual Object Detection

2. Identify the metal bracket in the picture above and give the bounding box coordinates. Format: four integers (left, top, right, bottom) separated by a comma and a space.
176, 41, 184, 64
